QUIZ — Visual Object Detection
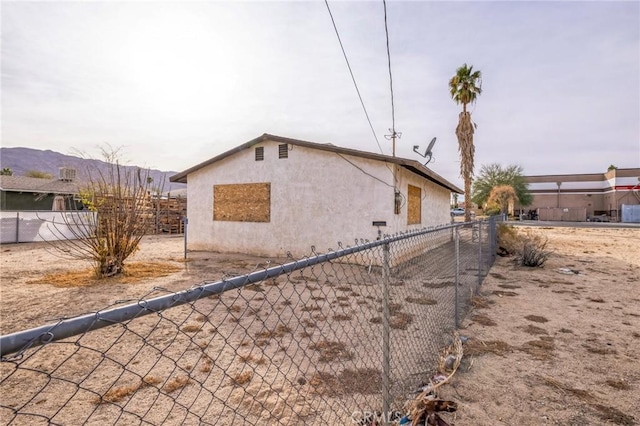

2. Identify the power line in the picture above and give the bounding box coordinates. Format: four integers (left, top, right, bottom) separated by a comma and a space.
335, 153, 395, 189
324, 0, 384, 155
382, 0, 398, 156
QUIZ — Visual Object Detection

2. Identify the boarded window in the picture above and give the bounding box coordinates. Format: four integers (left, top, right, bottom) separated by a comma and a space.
278, 144, 288, 159
255, 147, 264, 161
407, 185, 421, 225
213, 183, 270, 222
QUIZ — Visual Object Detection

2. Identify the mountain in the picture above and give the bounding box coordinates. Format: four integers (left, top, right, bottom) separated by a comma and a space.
0, 147, 186, 193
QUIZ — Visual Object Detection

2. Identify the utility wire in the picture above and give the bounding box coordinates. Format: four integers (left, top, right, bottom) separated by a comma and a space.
382, 0, 396, 136
324, 0, 384, 155
335, 153, 395, 189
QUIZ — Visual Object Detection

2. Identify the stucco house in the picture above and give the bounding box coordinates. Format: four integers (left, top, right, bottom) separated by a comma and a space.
170, 134, 462, 257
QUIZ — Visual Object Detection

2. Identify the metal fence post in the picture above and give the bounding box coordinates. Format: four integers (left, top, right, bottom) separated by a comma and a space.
477, 220, 482, 292
15, 212, 20, 243
183, 216, 188, 259
382, 242, 391, 426
454, 226, 460, 328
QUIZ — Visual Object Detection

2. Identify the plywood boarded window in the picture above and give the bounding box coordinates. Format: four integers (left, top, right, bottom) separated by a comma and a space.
213, 183, 270, 222
407, 185, 421, 225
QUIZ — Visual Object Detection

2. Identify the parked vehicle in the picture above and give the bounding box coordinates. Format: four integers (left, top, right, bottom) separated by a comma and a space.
587, 214, 610, 222
450, 208, 465, 216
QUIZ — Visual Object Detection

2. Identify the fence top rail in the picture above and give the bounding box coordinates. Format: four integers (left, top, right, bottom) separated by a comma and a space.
0, 221, 478, 358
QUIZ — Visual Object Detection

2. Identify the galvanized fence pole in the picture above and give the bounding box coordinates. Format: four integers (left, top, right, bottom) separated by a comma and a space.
15, 212, 20, 243
477, 220, 483, 292
381, 242, 391, 426
183, 216, 188, 259
454, 226, 460, 328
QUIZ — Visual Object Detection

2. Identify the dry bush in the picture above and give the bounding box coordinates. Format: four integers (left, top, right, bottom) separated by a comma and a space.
94, 375, 162, 404
332, 313, 353, 321
390, 312, 414, 330
231, 371, 253, 386
518, 232, 550, 267
337, 368, 382, 395
464, 339, 511, 356
522, 324, 548, 335
498, 225, 550, 267
255, 324, 291, 339
163, 376, 191, 393
181, 324, 202, 333
238, 353, 265, 364
28, 262, 181, 288
471, 296, 492, 309
471, 313, 496, 326
309, 372, 341, 395
497, 223, 519, 254
525, 315, 548, 323
405, 296, 437, 305
310, 341, 353, 362
520, 337, 555, 360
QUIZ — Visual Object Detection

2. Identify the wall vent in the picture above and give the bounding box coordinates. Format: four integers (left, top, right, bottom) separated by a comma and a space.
278, 144, 288, 159
255, 147, 264, 161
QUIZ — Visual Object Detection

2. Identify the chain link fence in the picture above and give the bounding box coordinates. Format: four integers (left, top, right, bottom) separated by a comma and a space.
1, 218, 499, 425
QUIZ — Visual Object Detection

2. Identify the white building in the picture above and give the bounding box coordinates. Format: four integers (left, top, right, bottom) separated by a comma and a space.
170, 134, 462, 257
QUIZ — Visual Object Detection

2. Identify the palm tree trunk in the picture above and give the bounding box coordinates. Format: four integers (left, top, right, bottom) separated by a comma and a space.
464, 177, 472, 222
456, 111, 475, 222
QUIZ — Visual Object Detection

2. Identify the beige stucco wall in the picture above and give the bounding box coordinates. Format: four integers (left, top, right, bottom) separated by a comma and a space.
517, 169, 640, 217
185, 140, 452, 257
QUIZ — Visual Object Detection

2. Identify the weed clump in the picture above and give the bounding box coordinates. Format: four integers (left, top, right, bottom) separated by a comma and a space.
497, 224, 551, 267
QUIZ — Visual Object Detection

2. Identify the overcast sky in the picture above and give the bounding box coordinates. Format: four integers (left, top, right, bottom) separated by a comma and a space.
2, 1, 639, 188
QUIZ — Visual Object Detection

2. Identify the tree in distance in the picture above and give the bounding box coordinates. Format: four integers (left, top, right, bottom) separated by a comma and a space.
471, 163, 532, 212
487, 185, 518, 215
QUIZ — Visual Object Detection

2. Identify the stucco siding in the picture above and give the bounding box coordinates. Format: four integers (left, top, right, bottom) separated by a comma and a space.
518, 168, 640, 218
186, 140, 452, 257
187, 142, 392, 256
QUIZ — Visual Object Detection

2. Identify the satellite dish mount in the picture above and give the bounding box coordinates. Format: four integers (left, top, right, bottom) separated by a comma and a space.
413, 137, 437, 166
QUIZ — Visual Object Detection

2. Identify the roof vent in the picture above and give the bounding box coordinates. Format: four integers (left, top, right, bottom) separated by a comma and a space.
59, 167, 77, 181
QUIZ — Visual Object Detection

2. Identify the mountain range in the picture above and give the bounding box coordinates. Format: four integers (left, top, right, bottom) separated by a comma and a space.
0, 147, 186, 192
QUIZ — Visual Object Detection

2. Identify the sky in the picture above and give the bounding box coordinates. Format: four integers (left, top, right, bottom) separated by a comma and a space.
1, 0, 639, 189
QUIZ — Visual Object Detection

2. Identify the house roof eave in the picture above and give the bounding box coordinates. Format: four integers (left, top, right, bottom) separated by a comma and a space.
170, 133, 463, 193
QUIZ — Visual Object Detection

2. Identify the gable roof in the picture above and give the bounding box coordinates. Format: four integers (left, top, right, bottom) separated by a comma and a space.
170, 134, 463, 193
0, 175, 79, 194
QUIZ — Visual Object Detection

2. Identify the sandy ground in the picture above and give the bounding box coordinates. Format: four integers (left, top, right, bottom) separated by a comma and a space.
1, 226, 639, 425
2, 231, 465, 425
438, 225, 640, 425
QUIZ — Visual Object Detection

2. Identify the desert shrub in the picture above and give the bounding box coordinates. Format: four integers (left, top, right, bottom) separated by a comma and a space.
517, 232, 550, 267
497, 223, 519, 254
498, 225, 550, 267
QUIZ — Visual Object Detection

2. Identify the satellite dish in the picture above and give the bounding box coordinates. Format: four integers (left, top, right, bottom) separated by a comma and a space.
412, 137, 437, 165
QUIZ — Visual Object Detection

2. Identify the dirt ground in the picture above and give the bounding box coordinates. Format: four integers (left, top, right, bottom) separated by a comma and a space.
438, 225, 640, 425
1, 226, 639, 425
0, 234, 286, 334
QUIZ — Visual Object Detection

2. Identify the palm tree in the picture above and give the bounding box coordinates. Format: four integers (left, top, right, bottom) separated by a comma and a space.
449, 63, 482, 222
